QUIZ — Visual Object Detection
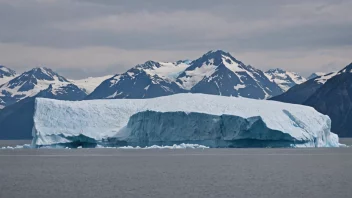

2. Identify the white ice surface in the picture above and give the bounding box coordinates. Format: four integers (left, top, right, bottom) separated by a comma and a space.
33, 93, 339, 147
1, 144, 32, 149
1, 143, 208, 149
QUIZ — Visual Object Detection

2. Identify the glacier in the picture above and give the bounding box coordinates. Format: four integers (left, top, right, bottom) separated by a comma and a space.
32, 93, 340, 148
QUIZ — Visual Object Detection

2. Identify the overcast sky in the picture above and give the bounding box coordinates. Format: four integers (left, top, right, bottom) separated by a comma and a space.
0, 0, 351, 79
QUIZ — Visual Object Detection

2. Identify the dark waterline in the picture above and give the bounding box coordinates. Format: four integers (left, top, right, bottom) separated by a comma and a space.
1, 138, 352, 148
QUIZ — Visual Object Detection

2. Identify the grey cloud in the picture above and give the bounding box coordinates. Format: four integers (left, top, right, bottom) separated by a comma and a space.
0, 0, 351, 78
75, 0, 336, 10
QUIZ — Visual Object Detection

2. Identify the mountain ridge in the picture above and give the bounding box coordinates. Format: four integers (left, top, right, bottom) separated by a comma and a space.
271, 62, 352, 137
0, 67, 82, 108
87, 50, 284, 100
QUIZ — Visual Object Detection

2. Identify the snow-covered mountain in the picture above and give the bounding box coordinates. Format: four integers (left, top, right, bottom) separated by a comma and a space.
178, 50, 283, 98
307, 72, 326, 80
86, 60, 190, 99
303, 63, 352, 137
87, 50, 283, 100
272, 62, 352, 137
70, 75, 113, 94
0, 65, 15, 78
270, 71, 337, 104
265, 68, 306, 91
36, 83, 87, 100
0, 67, 83, 108
0, 65, 16, 86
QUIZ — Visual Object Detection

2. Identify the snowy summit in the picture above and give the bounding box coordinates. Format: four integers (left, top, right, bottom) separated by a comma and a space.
265, 68, 306, 91
0, 67, 84, 108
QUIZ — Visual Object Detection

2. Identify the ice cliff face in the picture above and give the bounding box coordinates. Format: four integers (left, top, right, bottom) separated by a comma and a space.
32, 93, 339, 148
118, 111, 307, 148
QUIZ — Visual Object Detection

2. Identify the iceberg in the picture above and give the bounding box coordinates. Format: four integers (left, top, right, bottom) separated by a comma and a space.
32, 93, 340, 148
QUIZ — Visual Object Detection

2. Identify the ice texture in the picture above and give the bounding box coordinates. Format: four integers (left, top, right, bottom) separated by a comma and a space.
1, 144, 32, 149
32, 93, 340, 148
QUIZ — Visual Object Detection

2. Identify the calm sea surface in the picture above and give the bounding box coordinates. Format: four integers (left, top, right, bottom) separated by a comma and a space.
0, 139, 351, 198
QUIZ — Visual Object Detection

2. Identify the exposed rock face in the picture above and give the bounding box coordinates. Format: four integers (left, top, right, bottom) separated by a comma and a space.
270, 72, 337, 105
272, 63, 352, 137
304, 63, 352, 137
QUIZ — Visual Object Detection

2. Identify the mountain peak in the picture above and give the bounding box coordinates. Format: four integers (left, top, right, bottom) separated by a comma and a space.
204, 50, 231, 57
0, 65, 16, 78
266, 68, 286, 74
140, 60, 159, 68
307, 72, 326, 80
265, 68, 306, 91
339, 62, 352, 73
192, 50, 243, 67
22, 67, 68, 82
0, 67, 73, 107
32, 66, 50, 72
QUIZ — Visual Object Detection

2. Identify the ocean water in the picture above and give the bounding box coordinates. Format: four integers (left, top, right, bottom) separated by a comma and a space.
0, 140, 31, 147
339, 138, 352, 146
0, 140, 351, 198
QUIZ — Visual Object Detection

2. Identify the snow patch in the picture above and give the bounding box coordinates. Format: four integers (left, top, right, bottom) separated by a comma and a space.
234, 84, 246, 90
143, 61, 190, 81
0, 74, 18, 86
222, 56, 246, 73
70, 75, 113, 94
178, 61, 217, 90
315, 72, 337, 84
